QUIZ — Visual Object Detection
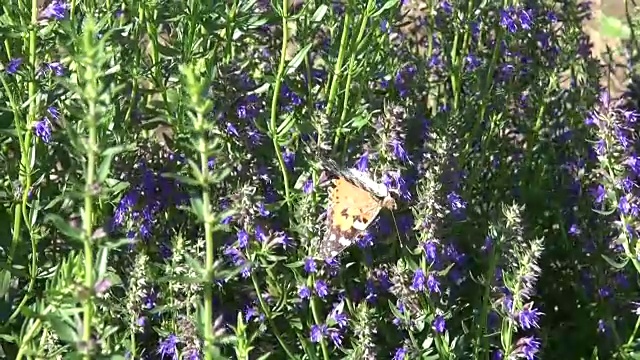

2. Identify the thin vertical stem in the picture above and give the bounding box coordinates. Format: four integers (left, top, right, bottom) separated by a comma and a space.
269, 0, 292, 211
199, 110, 215, 360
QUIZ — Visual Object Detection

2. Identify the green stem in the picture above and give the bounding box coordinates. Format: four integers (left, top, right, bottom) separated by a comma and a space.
199, 110, 216, 360
82, 96, 98, 360
335, 0, 375, 150
269, 0, 292, 211
250, 274, 296, 358
326, 8, 351, 144
5, 0, 40, 333
475, 244, 497, 359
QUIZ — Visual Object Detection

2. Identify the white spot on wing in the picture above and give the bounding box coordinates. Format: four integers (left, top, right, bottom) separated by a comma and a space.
353, 219, 369, 230
338, 237, 351, 246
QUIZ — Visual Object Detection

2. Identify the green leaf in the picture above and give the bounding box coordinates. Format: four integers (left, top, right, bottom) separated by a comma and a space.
162, 173, 201, 187
105, 179, 130, 194
190, 197, 205, 222
103, 237, 135, 249
599, 15, 631, 40
293, 172, 310, 190
276, 116, 297, 138
96, 247, 109, 280
0, 270, 10, 298
48, 315, 78, 343
285, 43, 313, 75
247, 82, 270, 96
45, 214, 84, 243
210, 166, 232, 185
347, 114, 371, 130
371, 0, 400, 17
98, 145, 129, 183
600, 254, 628, 269
311, 5, 329, 22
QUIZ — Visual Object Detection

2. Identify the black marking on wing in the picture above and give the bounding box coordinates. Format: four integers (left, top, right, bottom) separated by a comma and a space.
320, 158, 382, 197
317, 225, 360, 260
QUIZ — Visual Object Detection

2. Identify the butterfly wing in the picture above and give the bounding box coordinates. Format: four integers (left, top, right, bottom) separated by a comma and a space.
317, 178, 383, 259
320, 158, 389, 198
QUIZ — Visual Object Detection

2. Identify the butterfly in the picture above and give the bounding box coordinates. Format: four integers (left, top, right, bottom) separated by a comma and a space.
316, 160, 398, 260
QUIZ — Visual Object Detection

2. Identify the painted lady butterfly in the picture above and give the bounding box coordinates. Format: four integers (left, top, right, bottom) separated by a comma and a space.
317, 160, 397, 259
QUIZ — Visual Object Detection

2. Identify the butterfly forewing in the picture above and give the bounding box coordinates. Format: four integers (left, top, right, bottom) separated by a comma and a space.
317, 177, 384, 259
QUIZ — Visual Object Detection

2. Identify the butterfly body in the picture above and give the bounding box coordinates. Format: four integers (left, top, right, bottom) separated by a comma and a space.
317, 160, 397, 260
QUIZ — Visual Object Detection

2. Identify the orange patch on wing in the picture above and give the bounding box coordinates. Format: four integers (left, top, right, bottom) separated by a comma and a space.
330, 177, 382, 231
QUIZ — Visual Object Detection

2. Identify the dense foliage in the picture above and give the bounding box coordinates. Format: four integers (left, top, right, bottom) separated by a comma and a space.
0, 0, 638, 359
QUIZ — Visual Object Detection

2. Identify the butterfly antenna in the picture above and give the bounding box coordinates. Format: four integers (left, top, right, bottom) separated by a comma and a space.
390, 210, 404, 250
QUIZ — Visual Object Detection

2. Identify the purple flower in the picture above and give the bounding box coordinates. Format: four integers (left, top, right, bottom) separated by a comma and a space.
224, 246, 244, 265
518, 305, 542, 329
298, 285, 311, 299
244, 305, 263, 323
254, 225, 267, 242
331, 306, 348, 328
492, 350, 504, 360
310, 324, 327, 342
593, 139, 606, 156
304, 257, 317, 273
143, 290, 157, 310
500, 8, 517, 33
618, 196, 639, 217
623, 109, 639, 123
34, 119, 52, 143
328, 328, 343, 347
568, 224, 580, 236
47, 106, 60, 119
423, 240, 438, 263
515, 336, 541, 360
355, 152, 369, 172
225, 122, 239, 137
6, 58, 22, 74
426, 273, 441, 294
447, 192, 466, 212
185, 349, 200, 360
303, 179, 314, 194
157, 334, 179, 360
517, 8, 534, 30
440, 1, 452, 15
257, 202, 270, 217
237, 230, 249, 248
620, 177, 635, 193
283, 148, 295, 171
41, 61, 65, 76
40, 0, 69, 20
315, 280, 329, 298
390, 139, 410, 163
465, 54, 482, 72
410, 269, 426, 292
625, 154, 640, 175
241, 263, 252, 278
597, 319, 607, 334
591, 184, 606, 204
432, 315, 446, 333
393, 346, 408, 360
